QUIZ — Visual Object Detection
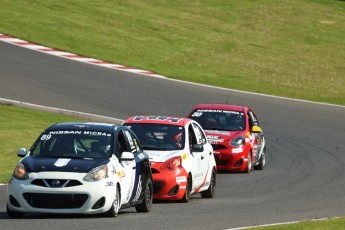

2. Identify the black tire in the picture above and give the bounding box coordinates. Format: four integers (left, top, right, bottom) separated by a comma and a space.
104, 185, 120, 217
135, 178, 153, 212
245, 152, 252, 173
180, 174, 192, 203
201, 168, 216, 198
7, 205, 24, 218
254, 147, 266, 170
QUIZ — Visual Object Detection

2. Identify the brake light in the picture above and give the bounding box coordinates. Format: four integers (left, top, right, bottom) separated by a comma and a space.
160, 156, 182, 170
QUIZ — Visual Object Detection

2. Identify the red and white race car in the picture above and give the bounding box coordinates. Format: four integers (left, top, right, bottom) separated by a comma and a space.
123, 116, 216, 202
188, 104, 266, 173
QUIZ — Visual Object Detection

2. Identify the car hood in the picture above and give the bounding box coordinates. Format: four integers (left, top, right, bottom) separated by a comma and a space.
145, 150, 183, 162
204, 130, 246, 143
21, 156, 110, 173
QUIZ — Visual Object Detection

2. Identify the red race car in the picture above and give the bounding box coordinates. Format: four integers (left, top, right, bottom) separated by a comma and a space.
188, 104, 266, 173
123, 116, 216, 202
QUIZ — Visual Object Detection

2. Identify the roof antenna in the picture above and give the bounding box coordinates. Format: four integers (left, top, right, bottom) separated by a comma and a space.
226, 100, 229, 104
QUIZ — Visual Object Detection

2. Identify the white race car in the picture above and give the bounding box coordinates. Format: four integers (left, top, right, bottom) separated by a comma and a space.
7, 122, 153, 218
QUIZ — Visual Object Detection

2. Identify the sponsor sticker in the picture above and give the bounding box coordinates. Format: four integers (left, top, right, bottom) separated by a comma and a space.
207, 135, 221, 140
176, 176, 187, 183
232, 147, 243, 154
194, 172, 203, 178
206, 130, 231, 136
132, 176, 142, 203
105, 181, 114, 187
137, 153, 145, 159
48, 131, 111, 136
182, 153, 187, 160
133, 116, 181, 123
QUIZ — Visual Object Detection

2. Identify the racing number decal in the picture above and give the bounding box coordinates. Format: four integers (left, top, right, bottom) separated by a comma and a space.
40, 134, 52, 140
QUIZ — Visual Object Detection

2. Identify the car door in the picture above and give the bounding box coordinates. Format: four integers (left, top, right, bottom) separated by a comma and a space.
248, 110, 264, 162
116, 129, 137, 205
189, 122, 211, 191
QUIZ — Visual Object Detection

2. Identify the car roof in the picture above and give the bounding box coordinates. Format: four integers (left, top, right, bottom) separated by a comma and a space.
46, 122, 120, 132
124, 116, 192, 126
190, 103, 249, 112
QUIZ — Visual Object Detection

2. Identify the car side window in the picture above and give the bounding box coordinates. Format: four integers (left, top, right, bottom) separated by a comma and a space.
188, 124, 197, 147
116, 130, 129, 157
248, 111, 259, 127
192, 123, 207, 145
123, 129, 142, 155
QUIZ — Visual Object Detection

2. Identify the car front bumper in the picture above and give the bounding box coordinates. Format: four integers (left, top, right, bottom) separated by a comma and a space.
213, 146, 250, 172
7, 171, 116, 215
150, 162, 188, 200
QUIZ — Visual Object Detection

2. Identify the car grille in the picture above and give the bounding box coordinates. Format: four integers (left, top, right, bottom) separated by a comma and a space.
151, 168, 160, 174
153, 181, 165, 194
214, 156, 228, 166
211, 144, 227, 150
23, 193, 88, 209
31, 179, 83, 188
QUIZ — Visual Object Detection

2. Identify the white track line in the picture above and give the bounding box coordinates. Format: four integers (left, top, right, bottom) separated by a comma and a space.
225, 217, 341, 230
0, 98, 124, 124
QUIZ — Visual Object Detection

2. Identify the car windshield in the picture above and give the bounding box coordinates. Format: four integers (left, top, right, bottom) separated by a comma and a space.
125, 123, 185, 151
190, 109, 246, 131
30, 130, 113, 159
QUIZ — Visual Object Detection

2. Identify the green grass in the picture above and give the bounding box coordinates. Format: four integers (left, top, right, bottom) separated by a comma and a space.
247, 217, 345, 230
0, 105, 86, 182
0, 0, 345, 105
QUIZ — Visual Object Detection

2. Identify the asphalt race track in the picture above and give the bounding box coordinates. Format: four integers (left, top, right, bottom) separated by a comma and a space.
1, 40, 345, 230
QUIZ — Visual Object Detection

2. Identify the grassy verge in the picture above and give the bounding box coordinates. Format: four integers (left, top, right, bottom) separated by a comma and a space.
0, 0, 345, 105
0, 105, 86, 182
248, 217, 345, 230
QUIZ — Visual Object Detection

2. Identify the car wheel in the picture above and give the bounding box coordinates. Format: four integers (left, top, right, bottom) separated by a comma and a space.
245, 152, 252, 173
135, 177, 153, 212
104, 185, 120, 217
254, 147, 266, 170
201, 168, 216, 198
180, 174, 192, 203
7, 205, 24, 218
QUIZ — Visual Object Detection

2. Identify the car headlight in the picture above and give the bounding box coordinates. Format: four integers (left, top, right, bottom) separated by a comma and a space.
13, 163, 29, 180
84, 165, 109, 181
160, 156, 182, 170
229, 136, 245, 147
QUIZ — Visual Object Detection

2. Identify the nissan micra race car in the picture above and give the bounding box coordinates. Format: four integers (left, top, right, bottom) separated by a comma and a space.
188, 104, 266, 173
123, 116, 216, 202
7, 122, 153, 218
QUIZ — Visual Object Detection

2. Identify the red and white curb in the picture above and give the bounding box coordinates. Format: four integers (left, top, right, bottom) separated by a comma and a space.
1, 33, 345, 109
0, 33, 166, 78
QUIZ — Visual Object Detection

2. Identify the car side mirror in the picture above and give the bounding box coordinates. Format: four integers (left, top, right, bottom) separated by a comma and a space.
191, 144, 204, 152
17, 148, 28, 157
120, 151, 135, 161
251, 126, 262, 133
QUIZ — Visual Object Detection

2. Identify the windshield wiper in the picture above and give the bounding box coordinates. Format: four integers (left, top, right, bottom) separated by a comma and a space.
56, 155, 84, 159
143, 146, 170, 151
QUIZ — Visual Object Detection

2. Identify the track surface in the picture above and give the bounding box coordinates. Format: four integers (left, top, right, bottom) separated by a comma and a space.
1, 41, 345, 230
